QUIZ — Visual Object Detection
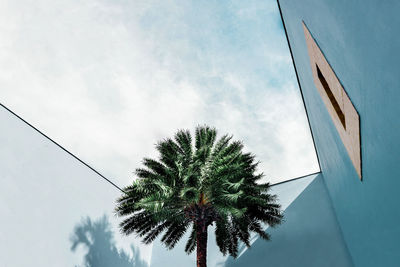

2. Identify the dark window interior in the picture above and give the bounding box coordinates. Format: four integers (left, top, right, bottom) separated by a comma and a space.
316, 64, 346, 129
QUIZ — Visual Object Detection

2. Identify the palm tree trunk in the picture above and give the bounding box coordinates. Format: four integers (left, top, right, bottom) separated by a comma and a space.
196, 222, 208, 267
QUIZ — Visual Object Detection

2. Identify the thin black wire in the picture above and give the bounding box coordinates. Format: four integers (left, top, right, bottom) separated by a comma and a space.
0, 103, 125, 193
1, 101, 318, 193
270, 171, 321, 187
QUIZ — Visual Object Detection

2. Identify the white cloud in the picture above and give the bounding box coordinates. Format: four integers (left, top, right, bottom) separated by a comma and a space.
0, 0, 318, 187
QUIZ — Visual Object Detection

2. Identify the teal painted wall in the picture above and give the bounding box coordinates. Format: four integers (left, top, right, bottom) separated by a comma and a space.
279, 0, 400, 266
225, 174, 353, 267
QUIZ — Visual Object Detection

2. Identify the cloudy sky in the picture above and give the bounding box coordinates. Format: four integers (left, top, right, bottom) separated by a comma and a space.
0, 0, 318, 186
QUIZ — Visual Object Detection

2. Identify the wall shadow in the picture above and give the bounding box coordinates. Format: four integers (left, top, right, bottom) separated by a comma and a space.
223, 175, 353, 267
70, 215, 148, 267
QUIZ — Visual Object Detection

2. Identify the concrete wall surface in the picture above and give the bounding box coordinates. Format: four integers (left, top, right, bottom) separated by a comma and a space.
225, 173, 353, 267
279, 0, 400, 266
0, 106, 150, 266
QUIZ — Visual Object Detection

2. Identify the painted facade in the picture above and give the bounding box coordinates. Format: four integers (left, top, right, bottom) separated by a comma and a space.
1, 1, 398, 266
278, 0, 400, 266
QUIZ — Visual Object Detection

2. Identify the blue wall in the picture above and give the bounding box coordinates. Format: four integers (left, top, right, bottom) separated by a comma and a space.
225, 174, 353, 267
279, 0, 400, 266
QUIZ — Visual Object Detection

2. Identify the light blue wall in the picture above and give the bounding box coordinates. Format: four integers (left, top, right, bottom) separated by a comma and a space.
0, 106, 149, 266
279, 0, 400, 266
225, 174, 353, 267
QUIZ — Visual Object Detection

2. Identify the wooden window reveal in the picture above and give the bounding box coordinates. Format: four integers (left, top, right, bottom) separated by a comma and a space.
303, 22, 362, 179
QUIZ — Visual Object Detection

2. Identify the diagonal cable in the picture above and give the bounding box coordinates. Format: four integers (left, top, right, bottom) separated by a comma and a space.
0, 102, 125, 193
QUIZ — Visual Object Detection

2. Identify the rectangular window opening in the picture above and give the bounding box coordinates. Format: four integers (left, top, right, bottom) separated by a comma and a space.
304, 22, 361, 179
316, 64, 346, 129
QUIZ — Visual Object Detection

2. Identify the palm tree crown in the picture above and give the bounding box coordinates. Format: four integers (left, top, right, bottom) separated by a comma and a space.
115, 126, 283, 267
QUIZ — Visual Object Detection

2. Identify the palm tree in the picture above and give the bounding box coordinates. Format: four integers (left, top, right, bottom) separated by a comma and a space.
115, 126, 283, 267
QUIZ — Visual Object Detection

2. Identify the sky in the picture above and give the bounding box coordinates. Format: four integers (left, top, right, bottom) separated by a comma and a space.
0, 0, 319, 187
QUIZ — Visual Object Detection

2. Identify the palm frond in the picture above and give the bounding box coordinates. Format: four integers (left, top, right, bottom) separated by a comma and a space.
184, 224, 196, 254
115, 125, 283, 259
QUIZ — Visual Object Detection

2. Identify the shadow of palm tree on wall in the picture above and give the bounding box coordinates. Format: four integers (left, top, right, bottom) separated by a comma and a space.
70, 215, 148, 267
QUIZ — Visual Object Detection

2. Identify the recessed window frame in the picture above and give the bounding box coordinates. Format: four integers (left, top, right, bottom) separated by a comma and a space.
303, 22, 362, 180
